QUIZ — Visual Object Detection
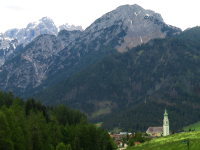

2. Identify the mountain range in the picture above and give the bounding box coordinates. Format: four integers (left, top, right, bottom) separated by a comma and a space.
1, 4, 199, 132
0, 4, 181, 97
0, 17, 83, 67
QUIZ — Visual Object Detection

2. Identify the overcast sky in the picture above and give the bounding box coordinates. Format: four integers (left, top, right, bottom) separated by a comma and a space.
0, 0, 199, 33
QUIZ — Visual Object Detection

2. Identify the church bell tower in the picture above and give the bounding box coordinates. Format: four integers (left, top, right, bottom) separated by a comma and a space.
163, 109, 169, 136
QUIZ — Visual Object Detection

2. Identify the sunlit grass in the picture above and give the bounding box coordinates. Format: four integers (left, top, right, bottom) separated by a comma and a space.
183, 121, 200, 131
127, 131, 200, 150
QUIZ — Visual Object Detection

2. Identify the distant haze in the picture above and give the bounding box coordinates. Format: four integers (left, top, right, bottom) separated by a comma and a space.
1, 0, 199, 33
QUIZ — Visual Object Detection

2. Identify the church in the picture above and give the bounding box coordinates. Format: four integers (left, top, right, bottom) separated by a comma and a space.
146, 109, 169, 136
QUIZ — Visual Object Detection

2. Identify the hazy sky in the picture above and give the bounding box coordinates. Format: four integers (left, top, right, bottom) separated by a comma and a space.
0, 0, 199, 33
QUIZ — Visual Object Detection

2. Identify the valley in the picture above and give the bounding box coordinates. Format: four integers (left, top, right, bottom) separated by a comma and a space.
1, 4, 200, 148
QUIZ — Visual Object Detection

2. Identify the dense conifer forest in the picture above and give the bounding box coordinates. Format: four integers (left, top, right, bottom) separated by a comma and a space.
0, 91, 117, 150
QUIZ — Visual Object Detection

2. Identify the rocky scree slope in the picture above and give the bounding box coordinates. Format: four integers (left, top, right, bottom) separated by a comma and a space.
0, 4, 181, 98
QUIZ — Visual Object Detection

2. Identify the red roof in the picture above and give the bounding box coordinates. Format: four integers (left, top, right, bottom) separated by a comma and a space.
110, 135, 113, 138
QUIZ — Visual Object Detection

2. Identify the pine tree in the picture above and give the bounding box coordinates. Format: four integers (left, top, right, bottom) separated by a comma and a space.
29, 111, 51, 150
0, 111, 14, 150
1, 105, 25, 150
48, 115, 63, 148
60, 124, 70, 145
10, 103, 32, 150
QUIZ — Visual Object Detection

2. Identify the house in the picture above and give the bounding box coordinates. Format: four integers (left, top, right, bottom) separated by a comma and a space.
110, 135, 113, 138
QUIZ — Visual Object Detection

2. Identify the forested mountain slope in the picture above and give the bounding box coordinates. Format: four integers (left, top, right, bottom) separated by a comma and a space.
34, 27, 200, 132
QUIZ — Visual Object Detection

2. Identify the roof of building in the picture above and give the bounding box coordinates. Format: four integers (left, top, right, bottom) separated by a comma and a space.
146, 127, 163, 133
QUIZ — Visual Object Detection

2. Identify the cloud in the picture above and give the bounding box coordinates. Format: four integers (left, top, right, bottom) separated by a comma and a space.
5, 5, 25, 11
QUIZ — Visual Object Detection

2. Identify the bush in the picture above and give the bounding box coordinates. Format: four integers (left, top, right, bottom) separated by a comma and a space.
56, 143, 66, 150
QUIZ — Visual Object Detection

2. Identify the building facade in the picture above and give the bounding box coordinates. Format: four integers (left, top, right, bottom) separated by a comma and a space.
163, 109, 169, 136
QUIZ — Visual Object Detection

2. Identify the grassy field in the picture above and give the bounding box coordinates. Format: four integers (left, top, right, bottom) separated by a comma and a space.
127, 131, 200, 150
183, 121, 200, 131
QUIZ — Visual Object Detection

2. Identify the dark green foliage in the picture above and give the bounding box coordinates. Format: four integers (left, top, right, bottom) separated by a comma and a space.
55, 104, 87, 126
0, 91, 15, 108
134, 131, 144, 143
172, 130, 175, 134
0, 92, 117, 150
0, 111, 14, 150
56, 142, 66, 150
128, 137, 135, 147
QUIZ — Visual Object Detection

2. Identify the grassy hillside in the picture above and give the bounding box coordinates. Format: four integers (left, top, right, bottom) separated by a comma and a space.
183, 121, 200, 131
127, 131, 200, 150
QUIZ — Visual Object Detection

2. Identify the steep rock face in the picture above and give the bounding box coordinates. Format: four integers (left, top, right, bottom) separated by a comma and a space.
0, 34, 64, 92
0, 33, 22, 66
0, 28, 82, 93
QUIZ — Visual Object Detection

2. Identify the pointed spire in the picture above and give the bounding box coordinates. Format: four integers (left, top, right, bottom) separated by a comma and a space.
164, 108, 168, 116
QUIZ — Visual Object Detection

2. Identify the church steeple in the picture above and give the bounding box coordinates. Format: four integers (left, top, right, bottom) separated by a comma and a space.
163, 108, 169, 136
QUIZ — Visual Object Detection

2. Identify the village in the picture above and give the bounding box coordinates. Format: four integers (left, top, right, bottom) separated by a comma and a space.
95, 109, 171, 149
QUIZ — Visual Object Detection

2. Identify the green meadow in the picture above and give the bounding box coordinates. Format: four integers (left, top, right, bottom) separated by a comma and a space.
183, 121, 200, 131
127, 131, 200, 150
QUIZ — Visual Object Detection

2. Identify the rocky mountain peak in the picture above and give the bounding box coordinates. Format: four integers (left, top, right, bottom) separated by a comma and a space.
4, 17, 84, 47
87, 4, 163, 32
75, 4, 181, 53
